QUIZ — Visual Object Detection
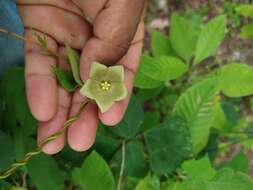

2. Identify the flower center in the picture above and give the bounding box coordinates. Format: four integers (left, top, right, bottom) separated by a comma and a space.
100, 80, 111, 91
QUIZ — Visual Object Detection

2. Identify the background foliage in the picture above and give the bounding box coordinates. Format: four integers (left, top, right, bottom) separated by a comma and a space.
1, 0, 253, 190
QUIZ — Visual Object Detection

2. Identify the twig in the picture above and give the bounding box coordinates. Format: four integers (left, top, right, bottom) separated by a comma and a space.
0, 28, 64, 59
0, 99, 89, 180
22, 172, 27, 188
116, 140, 126, 190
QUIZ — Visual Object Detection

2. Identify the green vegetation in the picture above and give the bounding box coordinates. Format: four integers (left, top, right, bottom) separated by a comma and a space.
1, 1, 253, 190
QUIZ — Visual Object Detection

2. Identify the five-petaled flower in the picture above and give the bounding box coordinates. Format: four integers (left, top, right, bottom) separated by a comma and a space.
80, 62, 128, 113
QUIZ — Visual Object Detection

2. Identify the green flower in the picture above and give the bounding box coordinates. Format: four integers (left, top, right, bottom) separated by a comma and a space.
80, 62, 128, 113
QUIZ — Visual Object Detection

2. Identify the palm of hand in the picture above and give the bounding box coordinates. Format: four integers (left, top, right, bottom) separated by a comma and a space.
16, 0, 145, 154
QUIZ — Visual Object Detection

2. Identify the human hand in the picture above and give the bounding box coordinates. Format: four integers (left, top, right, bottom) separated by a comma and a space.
17, 0, 146, 154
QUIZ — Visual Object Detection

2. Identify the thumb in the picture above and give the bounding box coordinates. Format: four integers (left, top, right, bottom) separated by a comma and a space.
74, 0, 146, 81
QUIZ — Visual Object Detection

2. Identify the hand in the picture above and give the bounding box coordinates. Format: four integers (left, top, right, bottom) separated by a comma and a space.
17, 0, 146, 154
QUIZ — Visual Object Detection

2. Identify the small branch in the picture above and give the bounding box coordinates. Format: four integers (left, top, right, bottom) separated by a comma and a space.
22, 172, 27, 188
0, 28, 64, 59
117, 140, 126, 190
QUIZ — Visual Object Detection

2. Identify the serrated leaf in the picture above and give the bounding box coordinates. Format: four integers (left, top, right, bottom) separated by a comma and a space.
110, 141, 148, 178
170, 13, 197, 63
135, 174, 160, 190
144, 117, 192, 175
151, 30, 177, 57
65, 43, 83, 85
93, 132, 120, 161
171, 168, 253, 190
174, 78, 220, 154
134, 56, 164, 89
182, 155, 216, 181
27, 154, 64, 190
212, 103, 228, 131
224, 151, 249, 174
110, 96, 144, 139
140, 111, 160, 132
194, 15, 227, 65
52, 65, 77, 92
219, 63, 253, 97
0, 131, 15, 171
236, 4, 253, 18
71, 151, 115, 190
140, 55, 188, 82
240, 24, 253, 38
136, 87, 163, 103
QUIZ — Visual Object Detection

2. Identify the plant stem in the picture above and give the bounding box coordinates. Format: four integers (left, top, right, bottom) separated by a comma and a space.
22, 172, 27, 188
0, 99, 89, 180
117, 140, 126, 190
0, 28, 64, 59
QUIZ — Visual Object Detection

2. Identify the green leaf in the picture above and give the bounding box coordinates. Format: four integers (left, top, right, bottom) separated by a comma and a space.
52, 65, 78, 92
110, 141, 148, 178
65, 43, 83, 85
140, 55, 188, 82
134, 70, 164, 89
0, 131, 15, 171
10, 187, 27, 190
219, 63, 253, 97
71, 151, 115, 190
134, 55, 164, 89
236, 4, 253, 18
136, 87, 163, 103
144, 117, 192, 175
174, 78, 220, 154
140, 111, 160, 132
0, 67, 37, 163
194, 15, 226, 65
151, 30, 176, 57
171, 168, 253, 190
223, 151, 249, 174
110, 96, 144, 139
27, 154, 64, 190
240, 24, 253, 38
123, 177, 140, 190
30, 28, 47, 49
93, 132, 120, 161
212, 103, 228, 131
170, 13, 197, 63
182, 155, 216, 181
135, 174, 160, 190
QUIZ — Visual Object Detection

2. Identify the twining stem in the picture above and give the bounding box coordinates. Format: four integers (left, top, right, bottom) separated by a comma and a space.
0, 100, 89, 180
116, 140, 126, 190
0, 28, 64, 59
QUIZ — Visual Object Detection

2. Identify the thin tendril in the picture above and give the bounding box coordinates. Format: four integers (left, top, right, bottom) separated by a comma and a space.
0, 28, 64, 59
116, 140, 126, 190
0, 99, 89, 180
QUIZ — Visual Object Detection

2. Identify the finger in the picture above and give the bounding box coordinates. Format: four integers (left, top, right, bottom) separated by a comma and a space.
71, 0, 108, 22
78, 0, 146, 81
38, 87, 71, 154
24, 29, 58, 121
16, 0, 83, 17
68, 92, 98, 151
18, 5, 92, 49
98, 23, 144, 126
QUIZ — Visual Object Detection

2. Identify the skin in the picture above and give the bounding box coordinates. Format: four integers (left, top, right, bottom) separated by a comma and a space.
16, 0, 146, 154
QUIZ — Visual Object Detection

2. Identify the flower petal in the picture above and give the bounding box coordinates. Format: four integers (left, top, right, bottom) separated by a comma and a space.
80, 79, 97, 99
113, 82, 128, 101
96, 98, 114, 113
108, 66, 125, 82
89, 61, 107, 78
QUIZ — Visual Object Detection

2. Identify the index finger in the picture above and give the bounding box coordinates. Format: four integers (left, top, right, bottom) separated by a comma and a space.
74, 0, 146, 81
24, 30, 58, 121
